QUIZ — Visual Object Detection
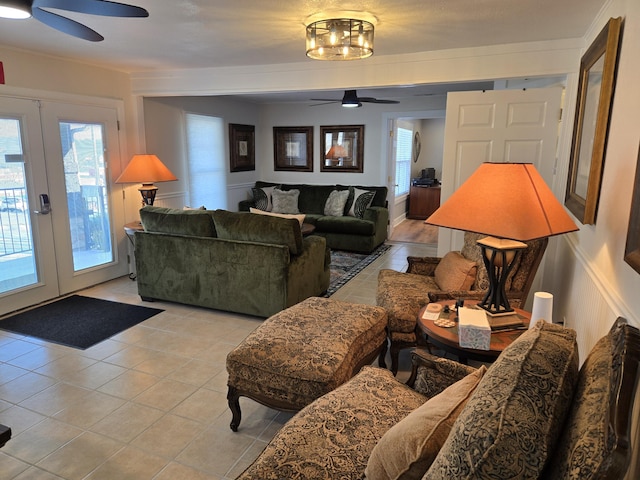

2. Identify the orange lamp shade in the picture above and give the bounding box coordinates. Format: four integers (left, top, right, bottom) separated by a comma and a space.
425, 163, 578, 241
115, 154, 177, 184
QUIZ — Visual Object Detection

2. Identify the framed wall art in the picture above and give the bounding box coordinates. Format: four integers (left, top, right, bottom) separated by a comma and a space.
320, 125, 364, 173
625, 144, 640, 275
273, 126, 313, 172
565, 16, 622, 225
229, 123, 255, 172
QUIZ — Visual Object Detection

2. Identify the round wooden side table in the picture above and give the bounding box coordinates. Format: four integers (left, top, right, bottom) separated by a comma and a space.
418, 300, 530, 364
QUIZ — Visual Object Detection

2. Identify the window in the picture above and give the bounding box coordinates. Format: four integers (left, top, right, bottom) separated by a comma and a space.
395, 126, 413, 196
185, 113, 226, 209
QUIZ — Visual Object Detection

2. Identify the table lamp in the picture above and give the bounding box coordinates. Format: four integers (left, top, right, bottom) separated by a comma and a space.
115, 154, 178, 206
325, 144, 348, 166
425, 162, 578, 316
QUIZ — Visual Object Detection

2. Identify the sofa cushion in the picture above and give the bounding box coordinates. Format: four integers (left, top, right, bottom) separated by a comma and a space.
252, 185, 277, 211
249, 207, 306, 226
366, 365, 487, 480
324, 189, 350, 217
212, 209, 302, 255
236, 366, 428, 480
315, 215, 376, 236
377, 269, 437, 334
347, 187, 376, 218
271, 188, 300, 214
425, 320, 579, 479
139, 206, 216, 237
543, 318, 634, 479
434, 251, 477, 291
339, 184, 388, 208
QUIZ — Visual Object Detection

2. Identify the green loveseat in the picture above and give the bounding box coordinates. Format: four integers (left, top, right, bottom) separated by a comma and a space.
239, 182, 389, 253
134, 206, 330, 317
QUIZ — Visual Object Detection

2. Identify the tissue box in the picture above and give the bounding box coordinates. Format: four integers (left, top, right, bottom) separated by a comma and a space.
458, 307, 491, 350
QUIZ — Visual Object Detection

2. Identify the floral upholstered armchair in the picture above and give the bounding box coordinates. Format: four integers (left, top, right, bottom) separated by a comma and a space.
376, 231, 548, 374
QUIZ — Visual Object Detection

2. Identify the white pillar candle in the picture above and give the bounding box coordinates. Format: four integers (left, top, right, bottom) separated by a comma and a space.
530, 292, 553, 329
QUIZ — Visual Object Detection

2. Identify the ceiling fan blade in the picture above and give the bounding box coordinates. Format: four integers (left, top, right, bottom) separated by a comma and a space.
33, 0, 148, 17
359, 97, 400, 104
32, 7, 104, 41
310, 98, 340, 102
310, 101, 340, 107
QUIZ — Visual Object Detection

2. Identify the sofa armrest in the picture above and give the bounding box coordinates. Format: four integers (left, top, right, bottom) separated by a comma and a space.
362, 205, 387, 224
407, 256, 440, 276
407, 349, 478, 398
286, 235, 331, 305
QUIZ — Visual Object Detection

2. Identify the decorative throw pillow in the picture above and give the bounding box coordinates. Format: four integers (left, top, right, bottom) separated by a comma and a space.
425, 321, 579, 480
183, 205, 206, 210
542, 318, 630, 479
324, 190, 350, 217
347, 187, 375, 218
249, 207, 306, 226
434, 252, 477, 291
366, 365, 487, 480
271, 188, 300, 214
252, 186, 277, 212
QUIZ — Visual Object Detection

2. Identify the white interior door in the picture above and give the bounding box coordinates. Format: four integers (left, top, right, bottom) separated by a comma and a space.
0, 97, 127, 315
438, 88, 563, 255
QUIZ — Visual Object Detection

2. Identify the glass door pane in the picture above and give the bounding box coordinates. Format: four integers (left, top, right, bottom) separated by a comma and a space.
0, 117, 36, 294
59, 122, 113, 272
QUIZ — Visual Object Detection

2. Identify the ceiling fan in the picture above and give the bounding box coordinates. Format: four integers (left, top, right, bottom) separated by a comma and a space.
0, 0, 149, 42
310, 90, 400, 108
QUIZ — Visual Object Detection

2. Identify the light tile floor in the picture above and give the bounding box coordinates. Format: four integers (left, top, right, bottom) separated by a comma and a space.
0, 241, 436, 480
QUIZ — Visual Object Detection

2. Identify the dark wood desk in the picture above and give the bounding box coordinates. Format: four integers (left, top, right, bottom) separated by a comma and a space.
408, 185, 440, 219
418, 300, 530, 363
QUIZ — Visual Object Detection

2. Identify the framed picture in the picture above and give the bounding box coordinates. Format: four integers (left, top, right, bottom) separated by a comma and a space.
273, 126, 313, 172
625, 144, 640, 275
229, 123, 255, 172
320, 125, 364, 173
565, 17, 622, 225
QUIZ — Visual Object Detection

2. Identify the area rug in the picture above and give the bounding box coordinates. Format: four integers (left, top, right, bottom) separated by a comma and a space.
0, 295, 164, 349
325, 243, 392, 297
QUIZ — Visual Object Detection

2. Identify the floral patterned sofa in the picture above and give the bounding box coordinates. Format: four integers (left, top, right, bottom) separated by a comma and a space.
235, 318, 640, 480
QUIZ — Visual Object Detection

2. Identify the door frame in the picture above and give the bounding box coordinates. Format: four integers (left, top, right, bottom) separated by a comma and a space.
0, 86, 130, 315
381, 109, 446, 237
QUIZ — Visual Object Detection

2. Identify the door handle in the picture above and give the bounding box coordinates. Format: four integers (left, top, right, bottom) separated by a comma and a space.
34, 193, 51, 215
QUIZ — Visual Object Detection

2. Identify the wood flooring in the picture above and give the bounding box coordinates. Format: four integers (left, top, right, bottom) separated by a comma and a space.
390, 219, 438, 244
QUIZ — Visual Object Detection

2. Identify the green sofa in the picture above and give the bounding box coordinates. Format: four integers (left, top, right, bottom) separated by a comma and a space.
239, 182, 389, 253
134, 206, 330, 317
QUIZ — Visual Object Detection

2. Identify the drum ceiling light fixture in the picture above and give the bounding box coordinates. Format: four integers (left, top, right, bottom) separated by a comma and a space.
306, 18, 374, 60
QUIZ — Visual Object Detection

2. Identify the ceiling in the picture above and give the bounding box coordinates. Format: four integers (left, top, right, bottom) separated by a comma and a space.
0, 0, 606, 102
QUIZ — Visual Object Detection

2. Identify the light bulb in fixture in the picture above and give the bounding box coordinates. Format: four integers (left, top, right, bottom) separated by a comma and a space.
305, 18, 374, 61
0, 1, 31, 19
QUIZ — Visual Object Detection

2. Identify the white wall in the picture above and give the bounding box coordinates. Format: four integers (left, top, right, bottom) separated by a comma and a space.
142, 96, 262, 211
545, 0, 640, 362
414, 118, 445, 181
141, 94, 448, 212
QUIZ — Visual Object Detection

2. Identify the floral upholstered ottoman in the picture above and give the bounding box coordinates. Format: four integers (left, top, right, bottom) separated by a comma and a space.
226, 297, 388, 431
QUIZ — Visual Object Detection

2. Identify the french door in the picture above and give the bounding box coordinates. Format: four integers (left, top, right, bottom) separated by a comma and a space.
0, 96, 127, 316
